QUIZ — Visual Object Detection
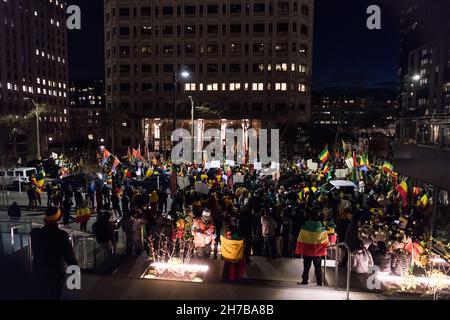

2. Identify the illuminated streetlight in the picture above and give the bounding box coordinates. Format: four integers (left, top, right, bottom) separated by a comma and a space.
412, 74, 421, 81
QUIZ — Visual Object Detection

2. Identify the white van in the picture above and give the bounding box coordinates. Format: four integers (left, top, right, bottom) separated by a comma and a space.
13, 167, 38, 184
0, 167, 37, 189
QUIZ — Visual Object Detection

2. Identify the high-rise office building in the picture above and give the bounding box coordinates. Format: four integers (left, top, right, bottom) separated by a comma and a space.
104, 0, 314, 153
0, 0, 69, 157
399, 0, 450, 116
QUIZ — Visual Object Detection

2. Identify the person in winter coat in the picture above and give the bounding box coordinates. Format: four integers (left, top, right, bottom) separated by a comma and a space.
8, 202, 21, 219
351, 240, 374, 274
261, 208, 278, 260
111, 188, 122, 217
121, 192, 130, 216
192, 209, 216, 258
92, 211, 116, 260
150, 190, 159, 215
238, 207, 254, 263
87, 182, 96, 208
122, 208, 145, 255
30, 207, 78, 299
74, 188, 83, 209
295, 211, 329, 286
75, 195, 92, 232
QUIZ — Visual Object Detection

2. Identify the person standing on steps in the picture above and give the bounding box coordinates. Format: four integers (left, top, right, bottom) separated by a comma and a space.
295, 210, 329, 286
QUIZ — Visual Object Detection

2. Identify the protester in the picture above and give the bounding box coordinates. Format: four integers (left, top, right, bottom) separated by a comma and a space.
7, 201, 21, 219
295, 210, 329, 286
92, 211, 116, 259
192, 209, 216, 258
261, 208, 278, 260
30, 207, 78, 299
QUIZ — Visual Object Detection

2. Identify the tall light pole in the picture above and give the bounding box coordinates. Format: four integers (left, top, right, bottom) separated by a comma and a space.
188, 96, 195, 162
24, 98, 41, 159
173, 70, 190, 131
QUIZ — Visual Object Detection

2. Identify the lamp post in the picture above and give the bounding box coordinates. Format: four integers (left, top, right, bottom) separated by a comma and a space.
188, 96, 195, 162
24, 98, 41, 159
173, 70, 190, 131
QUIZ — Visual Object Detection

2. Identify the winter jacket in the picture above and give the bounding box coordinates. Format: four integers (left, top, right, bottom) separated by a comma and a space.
261, 215, 277, 237
192, 217, 215, 248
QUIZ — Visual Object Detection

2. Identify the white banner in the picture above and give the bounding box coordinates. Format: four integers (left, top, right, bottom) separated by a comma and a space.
345, 158, 354, 169
307, 159, 318, 172
211, 160, 221, 168
335, 169, 350, 179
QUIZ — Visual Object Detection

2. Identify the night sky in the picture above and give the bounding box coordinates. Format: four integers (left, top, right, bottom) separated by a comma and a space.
67, 0, 401, 89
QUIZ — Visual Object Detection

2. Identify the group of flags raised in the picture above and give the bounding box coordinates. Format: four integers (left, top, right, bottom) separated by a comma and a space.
316, 141, 429, 209
97, 145, 152, 172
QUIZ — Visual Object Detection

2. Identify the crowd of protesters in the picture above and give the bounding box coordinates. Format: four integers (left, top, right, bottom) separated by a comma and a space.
18, 145, 447, 290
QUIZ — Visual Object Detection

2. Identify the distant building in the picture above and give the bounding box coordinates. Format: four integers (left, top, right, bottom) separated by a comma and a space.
104, 0, 314, 153
399, 0, 450, 116
312, 88, 397, 128
68, 80, 106, 148
0, 0, 69, 159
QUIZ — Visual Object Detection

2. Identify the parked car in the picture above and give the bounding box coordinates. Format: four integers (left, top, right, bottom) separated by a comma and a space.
0, 167, 37, 190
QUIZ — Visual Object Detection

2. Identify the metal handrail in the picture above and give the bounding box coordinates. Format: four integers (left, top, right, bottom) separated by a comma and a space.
323, 242, 351, 300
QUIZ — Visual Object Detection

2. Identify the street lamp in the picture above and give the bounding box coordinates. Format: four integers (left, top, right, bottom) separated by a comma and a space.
24, 97, 41, 159
188, 96, 195, 161
173, 69, 190, 131
412, 74, 421, 82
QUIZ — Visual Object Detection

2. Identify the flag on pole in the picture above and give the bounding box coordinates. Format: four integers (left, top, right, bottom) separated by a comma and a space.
318, 145, 330, 163
396, 180, 409, 207
127, 147, 132, 162
137, 144, 142, 159
322, 162, 330, 175
103, 148, 111, 160
132, 148, 139, 159
144, 145, 149, 161
342, 140, 348, 153
417, 193, 429, 208
382, 161, 393, 174
112, 156, 121, 170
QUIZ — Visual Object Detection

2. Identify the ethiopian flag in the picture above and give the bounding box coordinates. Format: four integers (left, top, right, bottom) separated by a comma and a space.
417, 193, 429, 208
295, 220, 329, 257
318, 145, 330, 163
383, 161, 393, 174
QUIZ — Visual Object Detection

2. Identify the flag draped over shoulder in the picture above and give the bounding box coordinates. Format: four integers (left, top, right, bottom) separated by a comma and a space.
32, 169, 46, 189
220, 235, 244, 263
318, 145, 330, 163
295, 221, 329, 256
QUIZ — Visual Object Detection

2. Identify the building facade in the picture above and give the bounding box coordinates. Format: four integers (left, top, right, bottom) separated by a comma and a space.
0, 0, 69, 160
68, 79, 107, 148
399, 0, 450, 116
104, 0, 314, 153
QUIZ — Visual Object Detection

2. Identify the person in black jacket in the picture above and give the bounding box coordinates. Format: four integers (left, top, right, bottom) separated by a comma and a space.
7, 202, 21, 219
238, 207, 254, 263
92, 211, 116, 259
30, 207, 78, 300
